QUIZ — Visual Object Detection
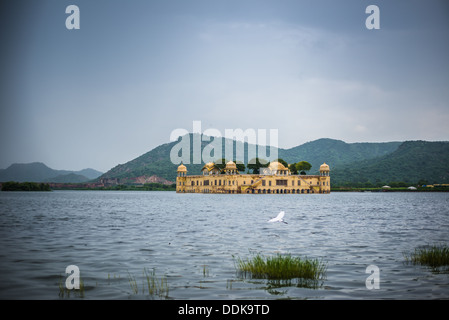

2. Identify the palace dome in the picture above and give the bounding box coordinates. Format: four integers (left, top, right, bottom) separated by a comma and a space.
225, 161, 237, 169
268, 161, 286, 171
177, 163, 187, 172
320, 163, 330, 171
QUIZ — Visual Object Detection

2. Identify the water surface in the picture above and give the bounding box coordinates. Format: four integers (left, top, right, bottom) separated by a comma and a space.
0, 191, 448, 299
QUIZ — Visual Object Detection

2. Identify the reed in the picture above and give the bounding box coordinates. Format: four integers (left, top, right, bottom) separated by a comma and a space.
143, 268, 169, 298
234, 253, 327, 282
202, 264, 210, 277
404, 244, 449, 269
127, 271, 139, 295
126, 268, 169, 297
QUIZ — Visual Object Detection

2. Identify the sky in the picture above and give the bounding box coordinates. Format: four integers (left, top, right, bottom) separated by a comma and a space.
1, 0, 448, 172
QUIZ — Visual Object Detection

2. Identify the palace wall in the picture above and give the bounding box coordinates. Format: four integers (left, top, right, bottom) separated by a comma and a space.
176, 174, 330, 194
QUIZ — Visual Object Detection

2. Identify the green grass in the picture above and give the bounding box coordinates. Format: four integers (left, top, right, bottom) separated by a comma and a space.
404, 245, 449, 269
234, 253, 327, 282
143, 268, 169, 297
127, 268, 169, 298
127, 271, 139, 295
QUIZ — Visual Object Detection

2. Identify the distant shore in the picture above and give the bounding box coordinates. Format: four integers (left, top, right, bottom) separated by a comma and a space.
1, 181, 447, 193
331, 186, 449, 192
0, 181, 176, 192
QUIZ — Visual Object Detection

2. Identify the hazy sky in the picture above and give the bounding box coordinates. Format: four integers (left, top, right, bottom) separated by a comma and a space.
1, 0, 448, 172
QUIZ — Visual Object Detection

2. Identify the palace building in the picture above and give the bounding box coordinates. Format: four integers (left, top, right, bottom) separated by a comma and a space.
176, 161, 330, 194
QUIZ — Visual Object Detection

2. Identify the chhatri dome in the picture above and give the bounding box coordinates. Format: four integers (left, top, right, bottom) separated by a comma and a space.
320, 163, 330, 176
268, 161, 287, 171
177, 163, 187, 172
225, 161, 237, 169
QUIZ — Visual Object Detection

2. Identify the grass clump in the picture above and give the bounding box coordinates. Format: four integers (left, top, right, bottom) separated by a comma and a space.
127, 268, 169, 298
127, 271, 139, 295
143, 268, 169, 298
404, 244, 449, 270
234, 253, 327, 282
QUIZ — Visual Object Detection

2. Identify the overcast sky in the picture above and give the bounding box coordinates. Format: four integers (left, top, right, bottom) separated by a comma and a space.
1, 0, 448, 172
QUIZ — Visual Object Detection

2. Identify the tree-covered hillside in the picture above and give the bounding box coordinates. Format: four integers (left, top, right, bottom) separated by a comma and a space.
98, 135, 408, 184
280, 138, 401, 173
331, 141, 449, 186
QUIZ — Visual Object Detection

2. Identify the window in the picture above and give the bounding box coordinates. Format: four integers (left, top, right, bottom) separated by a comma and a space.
262, 180, 266, 186
276, 180, 288, 186
204, 180, 209, 186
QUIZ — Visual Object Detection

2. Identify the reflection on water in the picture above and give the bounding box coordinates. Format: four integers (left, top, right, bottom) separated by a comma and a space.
0, 191, 448, 299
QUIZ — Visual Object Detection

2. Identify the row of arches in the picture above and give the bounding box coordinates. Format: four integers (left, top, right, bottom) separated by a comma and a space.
246, 188, 312, 194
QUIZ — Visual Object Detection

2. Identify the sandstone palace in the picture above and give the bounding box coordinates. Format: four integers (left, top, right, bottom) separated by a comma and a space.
176, 161, 330, 194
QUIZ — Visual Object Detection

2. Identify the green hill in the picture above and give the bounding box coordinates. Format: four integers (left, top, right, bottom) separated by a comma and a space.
100, 141, 183, 183
100, 135, 251, 183
5, 138, 445, 187
280, 138, 401, 173
98, 135, 408, 183
331, 140, 449, 186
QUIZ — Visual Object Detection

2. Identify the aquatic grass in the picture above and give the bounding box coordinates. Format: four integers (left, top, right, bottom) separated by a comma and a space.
107, 273, 121, 285
143, 268, 169, 298
127, 271, 139, 295
234, 253, 327, 283
126, 268, 169, 298
202, 264, 210, 277
404, 244, 449, 270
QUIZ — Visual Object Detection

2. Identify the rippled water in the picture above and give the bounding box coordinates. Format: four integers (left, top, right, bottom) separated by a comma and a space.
0, 190, 448, 299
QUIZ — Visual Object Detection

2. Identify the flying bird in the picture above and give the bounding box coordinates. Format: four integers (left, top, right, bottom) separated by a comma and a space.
268, 211, 287, 224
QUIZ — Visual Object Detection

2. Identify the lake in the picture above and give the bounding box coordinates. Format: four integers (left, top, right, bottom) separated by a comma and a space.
0, 190, 448, 299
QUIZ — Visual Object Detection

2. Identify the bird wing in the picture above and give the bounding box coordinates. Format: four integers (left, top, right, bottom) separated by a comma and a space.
277, 211, 285, 220
268, 211, 285, 222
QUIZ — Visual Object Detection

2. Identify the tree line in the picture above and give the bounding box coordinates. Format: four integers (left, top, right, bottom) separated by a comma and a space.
210, 158, 312, 175
1, 181, 51, 191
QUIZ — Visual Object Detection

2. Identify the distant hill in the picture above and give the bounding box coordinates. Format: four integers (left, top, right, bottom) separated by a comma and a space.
76, 168, 105, 180
280, 138, 402, 173
331, 140, 449, 186
99, 139, 199, 184
0, 162, 103, 183
6, 138, 445, 187
99, 134, 428, 185
43, 173, 90, 183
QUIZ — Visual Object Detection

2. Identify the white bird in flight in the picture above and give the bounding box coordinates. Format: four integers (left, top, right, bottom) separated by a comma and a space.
268, 211, 288, 224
